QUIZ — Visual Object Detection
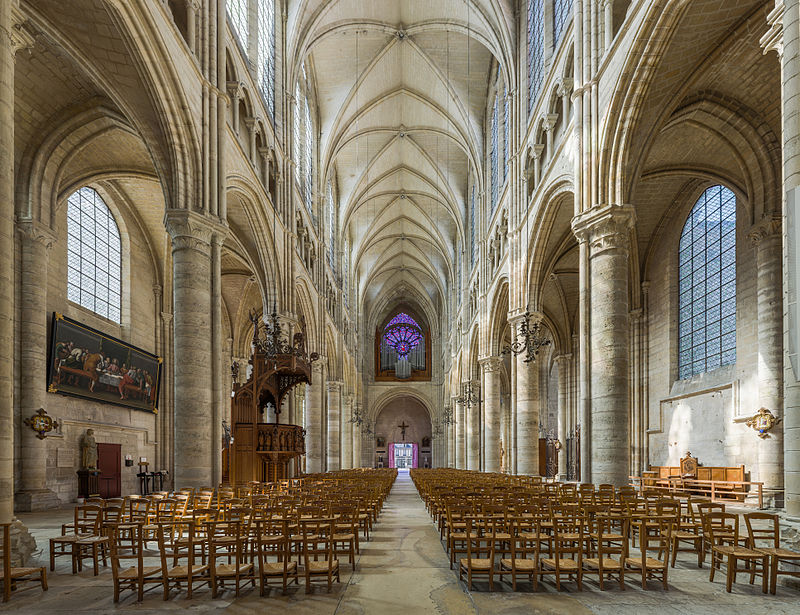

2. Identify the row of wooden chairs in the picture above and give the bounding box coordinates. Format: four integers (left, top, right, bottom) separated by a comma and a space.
412, 469, 800, 594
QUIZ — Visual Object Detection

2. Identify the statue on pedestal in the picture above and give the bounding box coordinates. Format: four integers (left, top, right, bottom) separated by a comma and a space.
80, 429, 98, 470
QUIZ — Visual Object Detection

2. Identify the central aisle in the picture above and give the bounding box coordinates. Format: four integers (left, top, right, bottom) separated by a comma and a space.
338, 469, 478, 613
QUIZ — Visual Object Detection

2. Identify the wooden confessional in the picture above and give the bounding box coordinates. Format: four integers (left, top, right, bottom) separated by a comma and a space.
229, 311, 317, 484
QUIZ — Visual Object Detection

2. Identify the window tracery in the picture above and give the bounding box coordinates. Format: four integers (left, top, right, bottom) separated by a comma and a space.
66, 187, 122, 323
678, 185, 737, 379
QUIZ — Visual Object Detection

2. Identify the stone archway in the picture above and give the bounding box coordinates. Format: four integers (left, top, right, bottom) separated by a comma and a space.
373, 397, 432, 469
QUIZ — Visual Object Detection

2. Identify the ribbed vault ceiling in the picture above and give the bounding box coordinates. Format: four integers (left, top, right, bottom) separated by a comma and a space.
288, 0, 512, 326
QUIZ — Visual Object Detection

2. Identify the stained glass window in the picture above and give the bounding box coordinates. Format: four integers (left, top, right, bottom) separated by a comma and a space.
257, 0, 275, 119
553, 0, 574, 46
490, 95, 499, 215
327, 181, 335, 268
294, 67, 314, 218
384, 325, 423, 358
470, 185, 476, 267
67, 187, 122, 323
678, 185, 736, 379
527, 0, 544, 113
227, 0, 248, 48
503, 77, 510, 182
379, 312, 426, 373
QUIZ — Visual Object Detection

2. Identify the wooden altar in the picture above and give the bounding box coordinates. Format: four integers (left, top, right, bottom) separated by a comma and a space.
229, 311, 317, 484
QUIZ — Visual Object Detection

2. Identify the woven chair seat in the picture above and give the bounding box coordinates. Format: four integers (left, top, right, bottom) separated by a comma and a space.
261, 561, 297, 574
214, 563, 254, 575
0, 567, 46, 580
754, 547, 800, 558
307, 560, 338, 573
584, 557, 622, 570
541, 558, 579, 570
500, 558, 536, 571
115, 565, 162, 580
165, 565, 209, 577
625, 557, 664, 568
459, 558, 492, 570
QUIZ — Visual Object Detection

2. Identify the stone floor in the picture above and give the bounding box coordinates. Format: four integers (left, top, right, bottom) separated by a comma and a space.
3, 471, 798, 614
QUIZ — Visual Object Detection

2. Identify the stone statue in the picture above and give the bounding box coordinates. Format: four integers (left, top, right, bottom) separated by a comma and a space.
80, 429, 98, 470
499, 439, 506, 474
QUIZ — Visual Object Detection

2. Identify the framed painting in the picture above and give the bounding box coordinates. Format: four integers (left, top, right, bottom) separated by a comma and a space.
47, 313, 162, 413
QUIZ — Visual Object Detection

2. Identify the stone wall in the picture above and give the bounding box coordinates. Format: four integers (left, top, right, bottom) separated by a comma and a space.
646, 192, 761, 478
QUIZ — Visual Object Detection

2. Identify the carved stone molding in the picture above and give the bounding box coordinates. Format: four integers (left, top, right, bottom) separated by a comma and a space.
553, 353, 572, 365
542, 113, 559, 132
479, 356, 504, 373
760, 0, 784, 58
5, 7, 35, 58
326, 380, 342, 392
164, 210, 226, 254
748, 216, 781, 248
571, 204, 636, 255
16, 219, 55, 249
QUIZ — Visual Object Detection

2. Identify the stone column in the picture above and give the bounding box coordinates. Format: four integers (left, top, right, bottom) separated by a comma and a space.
165, 210, 221, 488
514, 316, 541, 475
15, 223, 59, 511
555, 353, 572, 480
481, 357, 503, 472
1, 0, 33, 523
455, 398, 466, 468
750, 219, 784, 504
352, 403, 362, 468
341, 393, 353, 469
572, 204, 636, 486
466, 383, 480, 470
305, 362, 324, 473
326, 381, 341, 471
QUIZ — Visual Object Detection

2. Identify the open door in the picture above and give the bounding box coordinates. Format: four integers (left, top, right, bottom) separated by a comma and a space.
97, 443, 121, 498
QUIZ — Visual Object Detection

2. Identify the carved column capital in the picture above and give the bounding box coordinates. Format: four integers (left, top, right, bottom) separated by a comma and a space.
553, 353, 572, 365
226, 80, 244, 101
542, 113, 559, 132
760, 1, 784, 58
556, 77, 574, 98
571, 204, 636, 254
164, 210, 226, 253
5, 7, 35, 59
16, 219, 55, 249
748, 216, 781, 247
479, 356, 504, 373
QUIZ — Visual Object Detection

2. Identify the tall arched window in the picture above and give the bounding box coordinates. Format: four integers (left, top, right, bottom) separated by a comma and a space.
227, 0, 248, 47
293, 65, 314, 218
67, 187, 122, 323
527, 0, 544, 113
326, 181, 335, 268
503, 78, 510, 182
257, 0, 275, 118
470, 184, 477, 267
376, 312, 429, 380
553, 0, 574, 46
490, 94, 499, 214
678, 185, 737, 379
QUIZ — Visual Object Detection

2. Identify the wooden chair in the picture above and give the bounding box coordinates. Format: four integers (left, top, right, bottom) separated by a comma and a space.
49, 505, 108, 575
624, 518, 671, 589
583, 514, 626, 590
109, 523, 161, 602
744, 512, 800, 594
1, 523, 47, 602
446, 504, 470, 569
669, 502, 704, 568
330, 505, 359, 569
255, 520, 298, 594
207, 520, 255, 598
499, 519, 538, 591
156, 522, 209, 600
706, 512, 767, 593
458, 517, 496, 591
299, 518, 340, 592
540, 515, 583, 591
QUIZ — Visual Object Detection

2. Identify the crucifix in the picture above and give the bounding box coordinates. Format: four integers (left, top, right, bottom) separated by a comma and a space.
398, 421, 409, 441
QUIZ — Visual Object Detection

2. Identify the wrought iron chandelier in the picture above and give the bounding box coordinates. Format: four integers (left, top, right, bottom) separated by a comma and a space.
441, 405, 455, 425
250, 310, 319, 363
361, 419, 374, 437
349, 404, 366, 426
504, 311, 550, 363
460, 381, 480, 407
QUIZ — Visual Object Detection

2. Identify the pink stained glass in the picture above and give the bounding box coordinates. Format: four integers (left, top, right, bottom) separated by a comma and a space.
386, 312, 419, 328
383, 313, 423, 358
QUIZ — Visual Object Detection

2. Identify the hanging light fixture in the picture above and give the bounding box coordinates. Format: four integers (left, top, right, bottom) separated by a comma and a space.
504, 313, 550, 363
460, 380, 479, 407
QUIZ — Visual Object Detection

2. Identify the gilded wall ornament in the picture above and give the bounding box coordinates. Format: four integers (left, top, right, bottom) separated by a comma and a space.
24, 408, 58, 440
746, 407, 781, 439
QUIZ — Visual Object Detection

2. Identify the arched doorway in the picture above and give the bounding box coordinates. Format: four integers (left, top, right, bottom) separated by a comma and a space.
373, 397, 432, 470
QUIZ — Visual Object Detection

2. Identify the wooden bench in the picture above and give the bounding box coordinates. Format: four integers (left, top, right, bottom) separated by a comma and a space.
643, 451, 749, 502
